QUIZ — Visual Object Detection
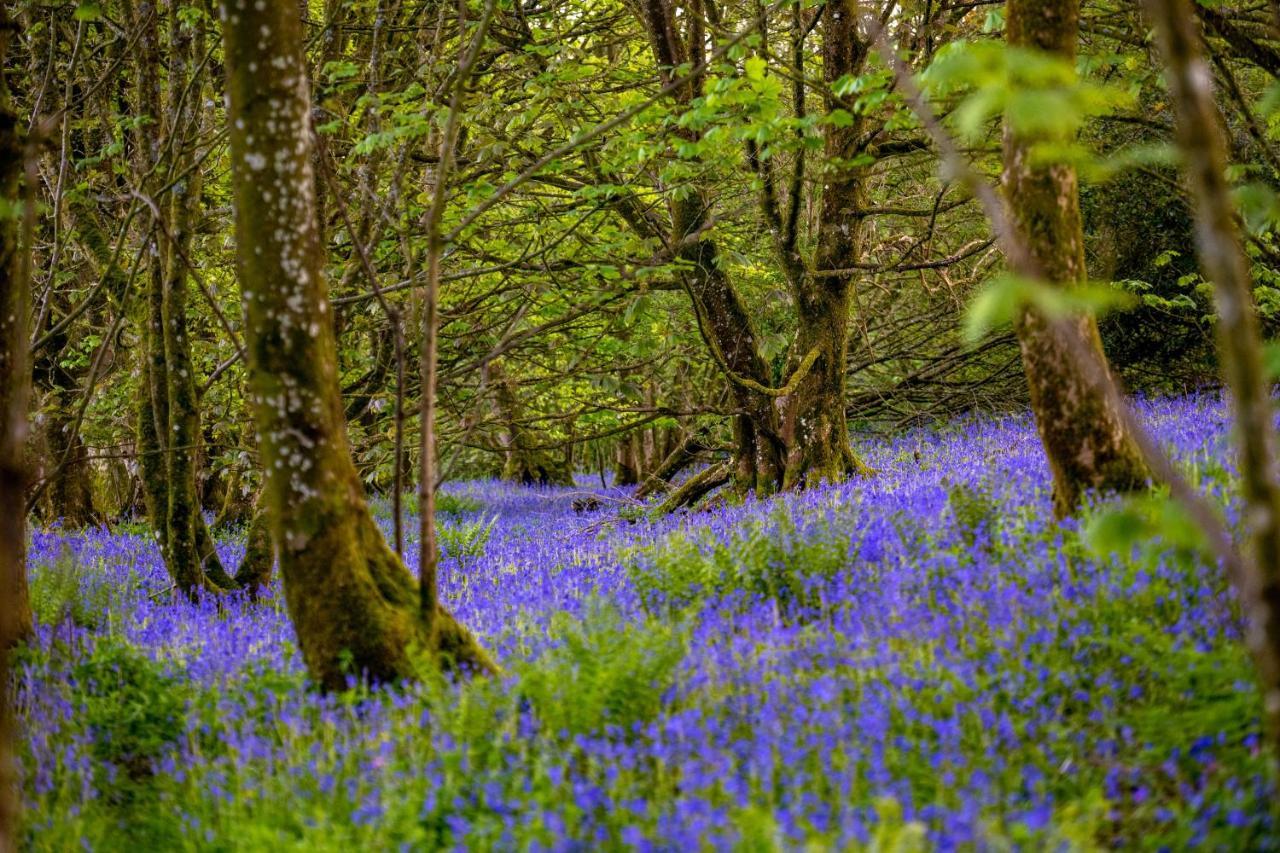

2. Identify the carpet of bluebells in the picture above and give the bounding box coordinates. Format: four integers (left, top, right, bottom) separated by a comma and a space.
13, 393, 1277, 850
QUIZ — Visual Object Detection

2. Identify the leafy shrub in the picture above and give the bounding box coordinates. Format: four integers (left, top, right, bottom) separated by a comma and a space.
436, 491, 485, 516
629, 506, 848, 616
439, 515, 498, 567
945, 480, 999, 549
71, 641, 187, 783
29, 550, 129, 631
516, 605, 685, 740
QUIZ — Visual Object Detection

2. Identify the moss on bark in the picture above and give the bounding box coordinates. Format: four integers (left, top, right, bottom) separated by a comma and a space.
221, 0, 494, 689
1004, 0, 1152, 517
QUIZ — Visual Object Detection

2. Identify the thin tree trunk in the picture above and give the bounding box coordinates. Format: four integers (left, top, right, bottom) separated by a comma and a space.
129, 0, 178, 573
1146, 0, 1280, 773
0, 2, 31, 846
638, 0, 873, 501
0, 0, 30, 648
419, 0, 497, 625
1003, 0, 1151, 517
162, 7, 232, 591
220, 0, 493, 689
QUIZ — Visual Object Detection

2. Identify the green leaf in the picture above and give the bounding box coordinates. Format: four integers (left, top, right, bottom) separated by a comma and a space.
964, 274, 1136, 342
74, 2, 102, 21
1082, 505, 1148, 556
825, 109, 854, 128
1264, 341, 1280, 381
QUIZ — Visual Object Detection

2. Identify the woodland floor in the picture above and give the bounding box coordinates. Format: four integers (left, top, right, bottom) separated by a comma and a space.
13, 393, 1277, 850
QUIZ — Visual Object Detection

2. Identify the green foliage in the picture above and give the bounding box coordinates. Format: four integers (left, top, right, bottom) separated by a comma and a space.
945, 480, 998, 549
1083, 489, 1210, 562
29, 551, 133, 632
629, 505, 847, 616
439, 514, 497, 567
432, 491, 485, 517
922, 40, 1133, 142
515, 605, 685, 741
964, 274, 1136, 342
71, 641, 187, 783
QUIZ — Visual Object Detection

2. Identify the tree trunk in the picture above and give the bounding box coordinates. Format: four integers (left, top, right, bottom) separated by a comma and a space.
42, 402, 97, 528
1003, 0, 1151, 517
232, 499, 274, 599
635, 429, 707, 500
782, 0, 873, 489
0, 3, 30, 846
0, 0, 30, 649
491, 360, 573, 486
128, 0, 228, 594
637, 0, 873, 503
1146, 0, 1280, 776
129, 0, 174, 565
161, 6, 233, 591
220, 0, 494, 689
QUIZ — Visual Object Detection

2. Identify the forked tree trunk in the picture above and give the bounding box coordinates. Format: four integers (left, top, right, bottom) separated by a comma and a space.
637, 0, 871, 502
126, 0, 229, 595
220, 0, 493, 689
782, 0, 873, 489
1003, 0, 1151, 517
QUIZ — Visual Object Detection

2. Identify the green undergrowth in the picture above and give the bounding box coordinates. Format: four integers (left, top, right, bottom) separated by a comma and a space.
16, 469, 1274, 850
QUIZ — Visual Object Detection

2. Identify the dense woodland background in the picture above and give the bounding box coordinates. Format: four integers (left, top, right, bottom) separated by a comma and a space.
5, 0, 1280, 847
9, 0, 1275, 528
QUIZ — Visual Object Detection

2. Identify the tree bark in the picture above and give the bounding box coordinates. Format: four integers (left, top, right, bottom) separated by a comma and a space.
0, 0, 30, 648
782, 0, 873, 489
1146, 0, 1280, 776
491, 359, 573, 486
220, 0, 494, 689
161, 6, 233, 591
232, 499, 274, 599
636, 0, 874, 503
41, 402, 97, 528
1003, 0, 1151, 517
0, 3, 30, 847
127, 0, 229, 594
129, 0, 176, 570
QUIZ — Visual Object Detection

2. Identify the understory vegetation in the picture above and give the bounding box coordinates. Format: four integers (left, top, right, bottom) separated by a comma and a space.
7, 0, 1280, 848
14, 395, 1272, 849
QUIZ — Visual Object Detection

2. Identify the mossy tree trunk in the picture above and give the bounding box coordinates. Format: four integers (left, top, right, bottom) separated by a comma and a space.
637, 0, 874, 503
1003, 0, 1151, 517
220, 0, 494, 690
30, 320, 98, 529
782, 1, 873, 489
41, 402, 97, 528
129, 0, 174, 569
129, 0, 229, 594
0, 0, 30, 650
161, 7, 233, 590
